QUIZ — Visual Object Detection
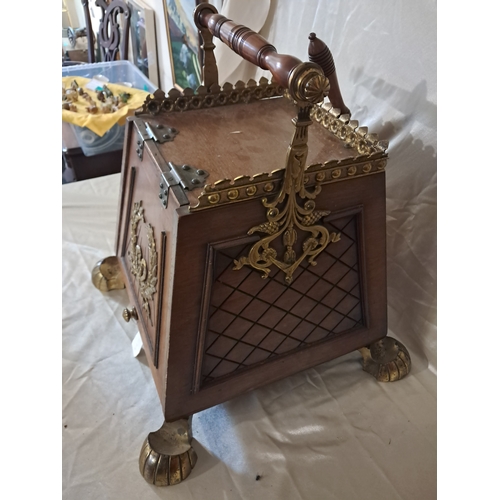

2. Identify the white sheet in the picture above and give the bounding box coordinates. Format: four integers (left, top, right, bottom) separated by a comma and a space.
62, 1, 436, 498
62, 173, 436, 499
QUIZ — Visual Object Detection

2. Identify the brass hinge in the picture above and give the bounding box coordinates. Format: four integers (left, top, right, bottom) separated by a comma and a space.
159, 162, 209, 209
135, 119, 179, 160
133, 119, 209, 208
137, 119, 179, 144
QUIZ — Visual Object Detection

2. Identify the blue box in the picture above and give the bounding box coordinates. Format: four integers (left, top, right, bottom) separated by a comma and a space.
62, 60, 157, 156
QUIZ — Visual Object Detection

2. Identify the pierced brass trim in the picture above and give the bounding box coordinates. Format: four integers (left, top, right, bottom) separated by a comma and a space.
128, 201, 158, 325
233, 105, 341, 284
310, 101, 389, 155
190, 157, 387, 211
135, 77, 284, 116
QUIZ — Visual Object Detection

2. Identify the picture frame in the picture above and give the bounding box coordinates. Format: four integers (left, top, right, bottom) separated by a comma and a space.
162, 0, 203, 90
128, 0, 160, 87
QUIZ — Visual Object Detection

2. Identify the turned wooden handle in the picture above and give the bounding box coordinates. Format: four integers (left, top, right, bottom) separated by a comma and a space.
194, 3, 329, 103
308, 33, 350, 115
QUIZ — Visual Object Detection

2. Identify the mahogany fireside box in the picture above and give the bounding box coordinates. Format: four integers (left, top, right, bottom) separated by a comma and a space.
92, 3, 410, 487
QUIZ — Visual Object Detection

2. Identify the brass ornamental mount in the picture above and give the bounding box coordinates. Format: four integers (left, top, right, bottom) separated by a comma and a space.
128, 201, 158, 325
234, 103, 341, 284
191, 4, 342, 284
287, 62, 330, 104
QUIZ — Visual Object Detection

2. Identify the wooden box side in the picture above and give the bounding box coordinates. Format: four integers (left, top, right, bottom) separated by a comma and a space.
163, 172, 387, 421
115, 119, 181, 414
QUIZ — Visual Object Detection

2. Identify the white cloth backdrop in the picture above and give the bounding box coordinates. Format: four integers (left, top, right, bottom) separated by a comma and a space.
62, 1, 436, 498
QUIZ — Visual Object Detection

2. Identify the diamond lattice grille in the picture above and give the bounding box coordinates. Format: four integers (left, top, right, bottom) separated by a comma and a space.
201, 214, 364, 385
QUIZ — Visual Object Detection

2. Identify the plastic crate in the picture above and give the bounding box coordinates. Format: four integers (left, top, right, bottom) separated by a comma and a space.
62, 60, 157, 156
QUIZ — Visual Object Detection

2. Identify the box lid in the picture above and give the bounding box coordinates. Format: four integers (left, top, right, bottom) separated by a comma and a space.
134, 79, 388, 211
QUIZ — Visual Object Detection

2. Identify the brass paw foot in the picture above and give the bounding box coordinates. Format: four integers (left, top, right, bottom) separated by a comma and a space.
91, 256, 125, 291
359, 336, 411, 382
139, 418, 197, 486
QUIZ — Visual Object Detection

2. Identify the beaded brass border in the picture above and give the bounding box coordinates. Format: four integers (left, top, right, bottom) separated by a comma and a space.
190, 156, 387, 211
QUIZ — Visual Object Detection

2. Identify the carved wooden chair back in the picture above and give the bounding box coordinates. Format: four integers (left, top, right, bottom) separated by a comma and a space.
82, 0, 131, 63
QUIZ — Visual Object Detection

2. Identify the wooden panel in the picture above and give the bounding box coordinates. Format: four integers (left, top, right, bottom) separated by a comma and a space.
161, 172, 387, 421
197, 209, 365, 388
115, 119, 181, 413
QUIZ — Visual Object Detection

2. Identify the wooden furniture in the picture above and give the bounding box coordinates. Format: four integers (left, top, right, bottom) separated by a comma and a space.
92, 3, 410, 486
62, 122, 122, 181
82, 0, 131, 63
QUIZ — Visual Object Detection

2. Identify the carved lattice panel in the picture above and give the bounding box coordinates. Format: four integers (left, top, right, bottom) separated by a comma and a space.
200, 213, 364, 386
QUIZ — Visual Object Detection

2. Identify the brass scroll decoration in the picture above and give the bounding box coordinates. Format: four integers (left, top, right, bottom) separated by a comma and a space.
233, 106, 341, 284
128, 201, 158, 325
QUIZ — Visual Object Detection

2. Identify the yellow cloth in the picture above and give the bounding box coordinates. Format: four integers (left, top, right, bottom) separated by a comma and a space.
62, 76, 151, 137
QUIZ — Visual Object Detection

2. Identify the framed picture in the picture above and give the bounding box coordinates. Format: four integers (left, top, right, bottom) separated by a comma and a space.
128, 0, 160, 87
162, 0, 203, 90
